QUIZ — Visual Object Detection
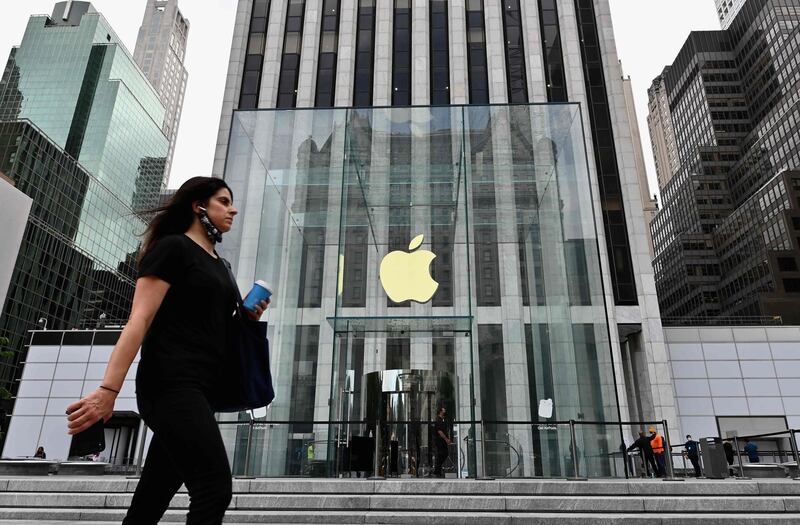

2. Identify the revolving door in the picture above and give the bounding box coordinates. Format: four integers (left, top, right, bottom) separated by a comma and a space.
328, 315, 471, 477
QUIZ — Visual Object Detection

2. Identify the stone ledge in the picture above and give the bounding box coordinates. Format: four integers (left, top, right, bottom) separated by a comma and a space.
0, 461, 56, 477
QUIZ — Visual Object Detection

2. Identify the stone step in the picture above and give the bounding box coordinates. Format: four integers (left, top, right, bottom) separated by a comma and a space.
2, 509, 800, 524
3, 477, 800, 496
0, 493, 798, 513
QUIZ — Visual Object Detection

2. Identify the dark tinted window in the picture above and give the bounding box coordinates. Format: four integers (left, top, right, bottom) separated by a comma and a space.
238, 1, 271, 109
276, 0, 306, 108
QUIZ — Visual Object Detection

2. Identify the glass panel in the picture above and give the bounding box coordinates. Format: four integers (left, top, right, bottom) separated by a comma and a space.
220, 104, 617, 478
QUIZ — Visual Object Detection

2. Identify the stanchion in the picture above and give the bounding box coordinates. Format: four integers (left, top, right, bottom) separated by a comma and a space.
127, 423, 148, 479
788, 429, 800, 480
368, 419, 384, 480
236, 418, 255, 479
733, 436, 750, 480
661, 420, 683, 481
477, 420, 494, 480
567, 420, 587, 481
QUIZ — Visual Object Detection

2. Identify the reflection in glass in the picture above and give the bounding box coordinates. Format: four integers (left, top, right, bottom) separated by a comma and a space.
221, 104, 620, 478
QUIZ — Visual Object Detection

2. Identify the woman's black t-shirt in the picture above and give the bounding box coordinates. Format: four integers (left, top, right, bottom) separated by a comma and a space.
136, 234, 238, 398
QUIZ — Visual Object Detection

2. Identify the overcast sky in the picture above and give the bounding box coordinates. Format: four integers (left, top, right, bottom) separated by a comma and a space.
0, 0, 722, 195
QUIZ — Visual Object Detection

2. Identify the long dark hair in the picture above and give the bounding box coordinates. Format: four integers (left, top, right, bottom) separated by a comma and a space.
138, 176, 233, 265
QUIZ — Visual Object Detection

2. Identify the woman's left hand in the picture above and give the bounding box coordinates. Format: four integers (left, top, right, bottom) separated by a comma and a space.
245, 299, 270, 321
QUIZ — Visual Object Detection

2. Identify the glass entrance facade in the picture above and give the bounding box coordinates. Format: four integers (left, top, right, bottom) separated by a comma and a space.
220, 103, 620, 478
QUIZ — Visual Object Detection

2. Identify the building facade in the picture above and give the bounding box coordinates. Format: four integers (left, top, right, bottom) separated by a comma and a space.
648, 0, 800, 323
0, 2, 166, 422
666, 325, 800, 448
1, 329, 145, 465
0, 1, 169, 215
0, 177, 31, 331
133, 0, 190, 183
622, 72, 658, 258
205, 0, 673, 478
647, 69, 679, 191
715, 0, 747, 28
0, 120, 145, 402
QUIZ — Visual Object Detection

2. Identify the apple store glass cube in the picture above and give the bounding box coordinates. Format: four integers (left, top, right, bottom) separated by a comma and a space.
221, 104, 619, 478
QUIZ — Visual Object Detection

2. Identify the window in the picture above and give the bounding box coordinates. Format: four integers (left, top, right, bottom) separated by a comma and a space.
315, 0, 340, 107
783, 278, 800, 292
574, 0, 637, 305
277, 0, 306, 108
391, 0, 411, 105
429, 0, 450, 105
502, 0, 527, 102
238, 0, 271, 109
353, 0, 376, 106
538, 0, 567, 101
465, 0, 489, 103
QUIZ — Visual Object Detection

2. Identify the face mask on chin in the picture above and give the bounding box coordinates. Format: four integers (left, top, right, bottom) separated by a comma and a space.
197, 207, 223, 243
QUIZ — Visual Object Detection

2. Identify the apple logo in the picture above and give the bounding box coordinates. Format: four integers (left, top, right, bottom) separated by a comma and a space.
379, 234, 439, 303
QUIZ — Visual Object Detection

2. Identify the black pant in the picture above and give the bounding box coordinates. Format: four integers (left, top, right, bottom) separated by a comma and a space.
434, 445, 448, 477
654, 452, 666, 477
688, 454, 701, 477
123, 389, 232, 525
642, 452, 659, 477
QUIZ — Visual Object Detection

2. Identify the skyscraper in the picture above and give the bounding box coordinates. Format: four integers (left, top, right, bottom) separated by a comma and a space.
209, 0, 674, 478
648, 0, 800, 323
715, 0, 747, 28
0, 1, 169, 215
0, 2, 166, 409
133, 0, 189, 184
647, 68, 679, 190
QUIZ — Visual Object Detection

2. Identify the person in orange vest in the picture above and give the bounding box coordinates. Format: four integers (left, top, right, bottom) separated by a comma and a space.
649, 426, 666, 477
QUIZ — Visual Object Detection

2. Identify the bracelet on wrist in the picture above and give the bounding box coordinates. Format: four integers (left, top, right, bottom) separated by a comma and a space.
99, 385, 120, 395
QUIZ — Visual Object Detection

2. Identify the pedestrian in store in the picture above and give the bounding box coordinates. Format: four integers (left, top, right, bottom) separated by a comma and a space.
683, 434, 701, 477
648, 426, 666, 477
65, 177, 269, 525
33, 446, 45, 459
627, 431, 659, 478
433, 406, 452, 478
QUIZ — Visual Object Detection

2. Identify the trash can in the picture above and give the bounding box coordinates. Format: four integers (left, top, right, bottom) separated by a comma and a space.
699, 437, 728, 479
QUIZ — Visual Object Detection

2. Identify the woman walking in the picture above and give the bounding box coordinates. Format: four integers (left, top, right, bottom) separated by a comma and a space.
66, 177, 268, 524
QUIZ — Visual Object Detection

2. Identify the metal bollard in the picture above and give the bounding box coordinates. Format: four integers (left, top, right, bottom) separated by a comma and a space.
567, 420, 586, 480
682, 451, 687, 477
240, 418, 255, 478
733, 436, 750, 480
661, 420, 683, 481
369, 419, 384, 480
131, 424, 148, 478
477, 420, 494, 480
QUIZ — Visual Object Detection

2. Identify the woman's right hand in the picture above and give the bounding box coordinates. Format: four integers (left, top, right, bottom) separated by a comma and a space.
66, 387, 117, 435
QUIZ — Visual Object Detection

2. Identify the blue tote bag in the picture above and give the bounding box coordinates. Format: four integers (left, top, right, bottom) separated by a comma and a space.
217, 259, 275, 412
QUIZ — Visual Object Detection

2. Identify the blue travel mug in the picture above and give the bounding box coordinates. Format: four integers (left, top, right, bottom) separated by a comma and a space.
243, 280, 273, 312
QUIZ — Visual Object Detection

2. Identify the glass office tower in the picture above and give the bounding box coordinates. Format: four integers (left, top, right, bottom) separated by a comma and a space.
0, 1, 169, 220
0, 2, 167, 413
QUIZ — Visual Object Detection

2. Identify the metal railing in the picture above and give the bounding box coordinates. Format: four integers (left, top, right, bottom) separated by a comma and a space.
189, 418, 684, 480
667, 428, 800, 480
661, 315, 783, 326
119, 417, 800, 481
